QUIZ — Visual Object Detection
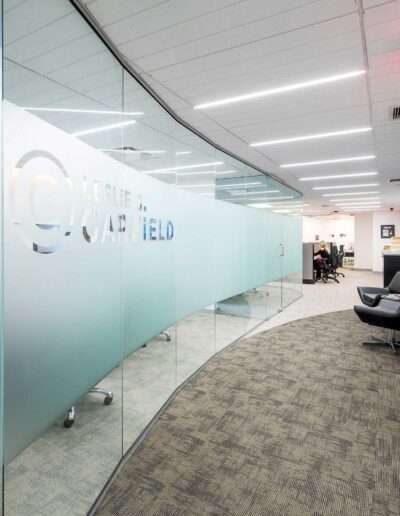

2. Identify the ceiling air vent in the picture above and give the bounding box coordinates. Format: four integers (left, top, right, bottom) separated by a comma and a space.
391, 106, 400, 119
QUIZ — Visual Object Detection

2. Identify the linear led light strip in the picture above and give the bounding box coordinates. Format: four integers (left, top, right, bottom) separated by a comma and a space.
175, 151, 192, 155
322, 191, 379, 197
146, 161, 224, 173
336, 201, 381, 206
329, 197, 380, 202
23, 107, 144, 116
282, 155, 375, 168
341, 207, 382, 211
250, 127, 372, 147
194, 70, 365, 110
299, 172, 377, 181
313, 183, 378, 190
342, 207, 381, 211
72, 120, 136, 137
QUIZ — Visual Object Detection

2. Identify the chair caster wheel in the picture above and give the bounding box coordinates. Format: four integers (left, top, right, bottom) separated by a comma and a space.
64, 419, 74, 428
104, 396, 113, 405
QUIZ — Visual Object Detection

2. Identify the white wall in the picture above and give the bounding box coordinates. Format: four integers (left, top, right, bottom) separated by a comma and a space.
354, 213, 373, 269
303, 215, 354, 250
372, 211, 400, 272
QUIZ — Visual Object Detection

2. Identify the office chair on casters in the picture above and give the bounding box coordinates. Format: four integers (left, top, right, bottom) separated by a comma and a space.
314, 257, 339, 283
354, 298, 400, 353
331, 246, 345, 278
64, 387, 113, 428
358, 272, 400, 307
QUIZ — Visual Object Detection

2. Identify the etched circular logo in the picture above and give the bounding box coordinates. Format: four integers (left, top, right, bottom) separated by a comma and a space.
10, 150, 74, 254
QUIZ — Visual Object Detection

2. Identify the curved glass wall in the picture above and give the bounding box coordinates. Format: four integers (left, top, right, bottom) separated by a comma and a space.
2, 1, 302, 514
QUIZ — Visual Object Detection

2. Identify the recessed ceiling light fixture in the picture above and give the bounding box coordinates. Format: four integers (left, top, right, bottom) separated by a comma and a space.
281, 155, 376, 168
194, 70, 365, 110
72, 120, 136, 137
336, 201, 381, 206
300, 172, 377, 181
146, 161, 224, 173
313, 183, 379, 190
23, 107, 144, 116
329, 197, 380, 202
322, 191, 380, 197
250, 127, 372, 147
341, 207, 382, 210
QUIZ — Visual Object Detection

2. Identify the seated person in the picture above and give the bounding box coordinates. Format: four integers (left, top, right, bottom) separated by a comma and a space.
313, 241, 330, 279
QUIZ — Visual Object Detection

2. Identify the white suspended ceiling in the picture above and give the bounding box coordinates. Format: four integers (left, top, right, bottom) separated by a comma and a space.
80, 0, 400, 215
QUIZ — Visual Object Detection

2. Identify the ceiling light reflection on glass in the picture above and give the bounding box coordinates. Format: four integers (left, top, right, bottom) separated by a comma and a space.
102, 149, 166, 154
216, 182, 263, 189
23, 107, 144, 116
72, 120, 136, 137
194, 70, 365, 110
250, 127, 372, 147
147, 161, 223, 173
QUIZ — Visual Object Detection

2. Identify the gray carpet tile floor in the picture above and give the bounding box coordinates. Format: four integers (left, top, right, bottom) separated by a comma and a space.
95, 309, 400, 516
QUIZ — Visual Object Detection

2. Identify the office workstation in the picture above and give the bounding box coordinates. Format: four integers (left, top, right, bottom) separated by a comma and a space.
0, 1, 400, 515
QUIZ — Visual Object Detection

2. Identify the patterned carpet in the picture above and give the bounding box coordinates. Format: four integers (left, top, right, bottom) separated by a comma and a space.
95, 310, 400, 515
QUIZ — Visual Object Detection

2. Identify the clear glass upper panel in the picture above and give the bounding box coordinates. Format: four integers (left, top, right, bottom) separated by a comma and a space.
3, 0, 300, 205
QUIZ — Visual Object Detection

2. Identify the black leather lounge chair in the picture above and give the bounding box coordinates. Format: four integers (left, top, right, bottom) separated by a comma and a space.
354, 298, 400, 353
357, 271, 400, 307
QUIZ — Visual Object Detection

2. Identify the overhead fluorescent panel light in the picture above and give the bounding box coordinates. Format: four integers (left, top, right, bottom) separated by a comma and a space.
336, 201, 381, 206
322, 191, 379, 197
300, 172, 377, 181
194, 70, 365, 110
175, 151, 192, 155
342, 207, 381, 211
282, 155, 376, 168
72, 120, 136, 137
329, 197, 380, 202
250, 127, 372, 147
340, 205, 382, 211
313, 183, 378, 190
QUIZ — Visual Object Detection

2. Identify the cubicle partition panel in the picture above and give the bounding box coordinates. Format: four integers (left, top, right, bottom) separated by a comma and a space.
1, 1, 302, 514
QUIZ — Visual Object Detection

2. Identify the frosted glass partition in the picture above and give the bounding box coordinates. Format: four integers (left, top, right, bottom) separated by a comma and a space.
2, 1, 302, 513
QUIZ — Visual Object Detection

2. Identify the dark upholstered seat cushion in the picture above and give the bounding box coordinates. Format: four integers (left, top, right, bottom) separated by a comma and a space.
354, 298, 400, 331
